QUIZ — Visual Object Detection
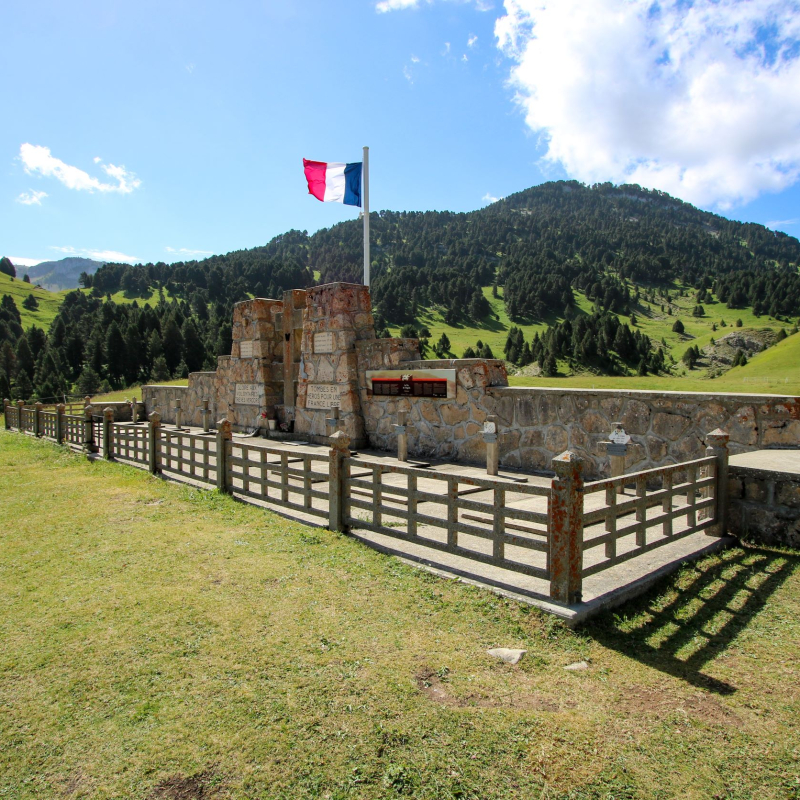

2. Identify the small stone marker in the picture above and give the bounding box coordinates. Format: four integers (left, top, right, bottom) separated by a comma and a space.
487, 647, 527, 665
563, 660, 589, 671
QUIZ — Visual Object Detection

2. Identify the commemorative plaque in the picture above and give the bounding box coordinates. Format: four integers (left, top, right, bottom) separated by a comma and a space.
234, 383, 264, 405
313, 331, 334, 354
306, 384, 341, 410
239, 340, 254, 358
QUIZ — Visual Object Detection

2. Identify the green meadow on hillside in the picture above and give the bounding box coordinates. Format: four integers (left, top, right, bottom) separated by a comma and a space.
1, 430, 798, 799
0, 271, 70, 329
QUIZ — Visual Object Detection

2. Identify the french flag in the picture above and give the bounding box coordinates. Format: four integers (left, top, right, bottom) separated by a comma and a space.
303, 158, 362, 207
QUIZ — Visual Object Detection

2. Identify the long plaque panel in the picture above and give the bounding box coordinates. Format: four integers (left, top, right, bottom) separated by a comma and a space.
313, 331, 334, 354
235, 383, 265, 405
239, 340, 254, 358
306, 384, 341, 410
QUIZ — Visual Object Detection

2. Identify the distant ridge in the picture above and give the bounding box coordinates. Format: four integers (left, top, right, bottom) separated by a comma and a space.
17, 257, 105, 291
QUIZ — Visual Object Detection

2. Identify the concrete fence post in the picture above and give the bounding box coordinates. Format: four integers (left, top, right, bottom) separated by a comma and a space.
17, 400, 24, 430
84, 404, 97, 453
484, 415, 499, 476
103, 407, 114, 460
174, 399, 184, 430
3, 398, 11, 430
84, 395, 91, 408
201, 399, 211, 433
33, 401, 43, 437
328, 430, 351, 532
56, 403, 65, 444
216, 418, 232, 493
705, 428, 730, 537
148, 411, 161, 474
326, 405, 340, 438
394, 410, 408, 462
131, 398, 139, 424
548, 451, 584, 605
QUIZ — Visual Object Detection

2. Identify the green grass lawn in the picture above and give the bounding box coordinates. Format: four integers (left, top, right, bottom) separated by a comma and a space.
0, 272, 70, 330
509, 327, 800, 394
1, 431, 798, 799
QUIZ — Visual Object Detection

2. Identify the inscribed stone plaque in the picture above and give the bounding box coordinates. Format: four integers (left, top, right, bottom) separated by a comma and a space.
313, 331, 334, 354
306, 383, 341, 410
235, 383, 265, 405
239, 340, 254, 358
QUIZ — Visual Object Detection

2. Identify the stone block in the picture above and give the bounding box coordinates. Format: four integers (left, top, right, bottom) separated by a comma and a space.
499, 429, 521, 455
762, 419, 800, 447
538, 395, 559, 424
514, 396, 538, 427
520, 428, 544, 449
465, 422, 481, 437
457, 367, 476, 390
728, 405, 758, 446
652, 412, 691, 439
727, 477, 744, 500
458, 436, 486, 464
776, 480, 800, 508
621, 399, 651, 435
744, 479, 768, 503
545, 425, 569, 453
440, 403, 470, 426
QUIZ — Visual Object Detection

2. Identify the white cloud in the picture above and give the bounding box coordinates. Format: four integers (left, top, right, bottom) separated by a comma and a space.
50, 245, 139, 263
411, 54, 420, 63
468, 34, 478, 47
8, 257, 45, 267
483, 192, 501, 202
93, 156, 102, 164
767, 218, 799, 228
462, 53, 469, 61
377, 0, 426, 11
495, 0, 800, 209
443, 42, 451, 55
19, 144, 141, 194
186, 63, 195, 74
16, 190, 48, 206
165, 246, 214, 257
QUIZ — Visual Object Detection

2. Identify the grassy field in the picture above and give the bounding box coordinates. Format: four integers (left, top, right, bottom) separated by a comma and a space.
1, 431, 798, 799
0, 272, 70, 329
509, 329, 800, 394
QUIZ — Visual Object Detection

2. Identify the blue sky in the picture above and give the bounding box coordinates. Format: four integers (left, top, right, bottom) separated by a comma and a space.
3, 0, 800, 267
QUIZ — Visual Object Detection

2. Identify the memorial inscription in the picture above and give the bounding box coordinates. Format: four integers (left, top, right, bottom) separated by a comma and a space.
239, 340, 254, 359
235, 383, 265, 405
306, 384, 341, 410
313, 331, 334, 354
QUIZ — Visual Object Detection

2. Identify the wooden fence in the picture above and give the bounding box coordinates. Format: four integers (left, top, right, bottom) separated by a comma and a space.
3, 399, 730, 606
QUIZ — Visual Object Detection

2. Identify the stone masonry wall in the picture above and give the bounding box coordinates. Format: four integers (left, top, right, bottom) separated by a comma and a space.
728, 465, 800, 548
142, 373, 218, 427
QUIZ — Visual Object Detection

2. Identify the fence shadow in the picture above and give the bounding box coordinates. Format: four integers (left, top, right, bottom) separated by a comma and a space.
586, 545, 798, 695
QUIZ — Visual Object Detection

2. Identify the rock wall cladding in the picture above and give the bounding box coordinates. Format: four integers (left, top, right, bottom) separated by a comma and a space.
479, 388, 800, 477
729, 466, 800, 548
142, 373, 218, 427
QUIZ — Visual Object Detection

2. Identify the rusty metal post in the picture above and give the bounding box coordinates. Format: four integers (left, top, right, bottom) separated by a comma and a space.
705, 429, 730, 537
394, 409, 408, 462
84, 404, 97, 453
484, 414, 499, 476
216, 418, 233, 492
328, 430, 351, 532
55, 403, 65, 444
103, 407, 114, 459
148, 411, 161, 474
33, 401, 43, 437
548, 451, 584, 605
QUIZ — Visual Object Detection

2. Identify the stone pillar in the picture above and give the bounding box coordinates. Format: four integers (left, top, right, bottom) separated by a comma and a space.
148, 411, 161, 474
484, 415, 499, 476
33, 401, 43, 437
55, 403, 65, 444
548, 451, 584, 605
602, 423, 630, 495
131, 398, 140, 423
328, 430, 351, 532
84, 395, 91, 408
103, 407, 114, 460
705, 429, 730, 537
216, 418, 233, 493
282, 289, 296, 409
84, 404, 97, 453
17, 400, 24, 430
3, 399, 11, 430
201, 399, 211, 433
395, 410, 408, 462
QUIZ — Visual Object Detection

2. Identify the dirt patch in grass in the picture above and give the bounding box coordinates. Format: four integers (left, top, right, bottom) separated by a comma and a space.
619, 683, 739, 726
148, 769, 222, 800
414, 666, 573, 711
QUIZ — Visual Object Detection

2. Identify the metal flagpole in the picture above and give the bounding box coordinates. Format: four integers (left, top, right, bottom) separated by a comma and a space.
363, 145, 370, 288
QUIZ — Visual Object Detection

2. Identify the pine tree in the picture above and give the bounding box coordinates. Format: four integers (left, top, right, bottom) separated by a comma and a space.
181, 318, 205, 373
14, 368, 33, 401
161, 318, 184, 373
105, 322, 126, 383
77, 366, 101, 397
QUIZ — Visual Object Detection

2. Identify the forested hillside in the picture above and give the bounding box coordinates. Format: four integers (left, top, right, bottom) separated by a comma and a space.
2, 181, 799, 401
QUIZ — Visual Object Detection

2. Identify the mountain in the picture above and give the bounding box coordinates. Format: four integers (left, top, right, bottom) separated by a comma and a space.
18, 257, 105, 291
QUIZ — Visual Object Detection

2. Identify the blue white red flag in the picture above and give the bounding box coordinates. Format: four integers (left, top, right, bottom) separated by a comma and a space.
303, 158, 362, 207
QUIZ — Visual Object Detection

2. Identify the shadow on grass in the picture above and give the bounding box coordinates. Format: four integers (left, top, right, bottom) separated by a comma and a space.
586, 545, 798, 695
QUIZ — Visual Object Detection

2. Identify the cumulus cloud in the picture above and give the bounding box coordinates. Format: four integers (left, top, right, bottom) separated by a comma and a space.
50, 245, 139, 263
376, 0, 426, 11
19, 144, 141, 194
468, 34, 478, 47
9, 257, 44, 268
16, 190, 48, 206
495, 0, 800, 209
483, 192, 501, 203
